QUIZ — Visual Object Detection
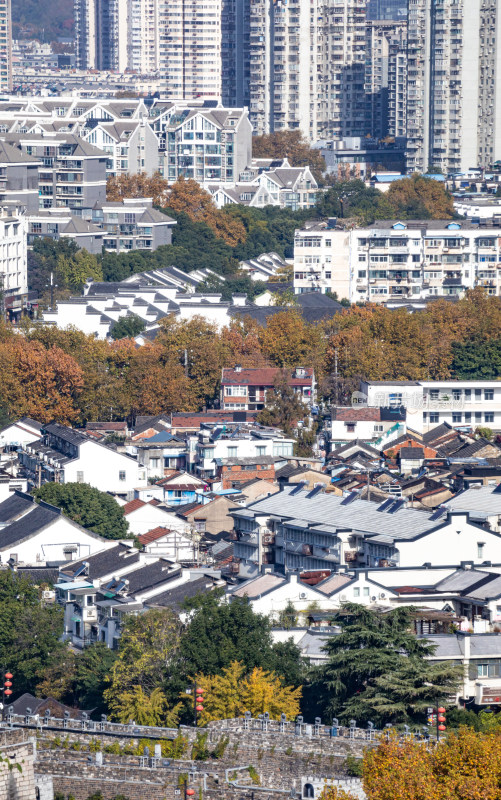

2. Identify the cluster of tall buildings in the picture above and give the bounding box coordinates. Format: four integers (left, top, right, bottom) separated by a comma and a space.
69, 0, 501, 173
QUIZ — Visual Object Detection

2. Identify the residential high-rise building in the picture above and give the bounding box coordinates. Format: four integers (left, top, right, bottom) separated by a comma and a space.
318, 0, 368, 140
221, 0, 249, 108
365, 20, 407, 140
159, 0, 222, 99
75, 0, 127, 70
366, 0, 407, 20
245, 0, 320, 138
406, 0, 501, 174
0, 0, 12, 92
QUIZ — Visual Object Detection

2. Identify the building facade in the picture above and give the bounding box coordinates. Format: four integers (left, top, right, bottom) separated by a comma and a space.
406, 0, 501, 173
365, 20, 407, 140
0, 0, 11, 92
293, 218, 501, 303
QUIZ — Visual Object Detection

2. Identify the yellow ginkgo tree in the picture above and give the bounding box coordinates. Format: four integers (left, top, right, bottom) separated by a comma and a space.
191, 661, 302, 724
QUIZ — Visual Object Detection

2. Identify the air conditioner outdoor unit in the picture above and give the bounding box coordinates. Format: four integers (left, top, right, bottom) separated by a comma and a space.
379, 592, 386, 599
371, 595, 377, 601
299, 592, 307, 599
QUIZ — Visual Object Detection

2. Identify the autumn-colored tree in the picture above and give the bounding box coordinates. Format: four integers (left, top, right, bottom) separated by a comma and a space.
252, 130, 326, 182
192, 661, 301, 724
104, 609, 182, 724
166, 176, 246, 246
362, 727, 501, 800
106, 172, 170, 206
386, 173, 455, 219
257, 372, 310, 436
258, 310, 326, 374
0, 339, 83, 423
110, 685, 180, 727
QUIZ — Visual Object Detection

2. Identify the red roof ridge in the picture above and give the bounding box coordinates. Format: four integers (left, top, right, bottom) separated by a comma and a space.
138, 526, 173, 545
123, 498, 146, 515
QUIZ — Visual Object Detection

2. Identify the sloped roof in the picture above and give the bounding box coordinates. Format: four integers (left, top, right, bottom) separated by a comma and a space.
138, 526, 173, 545
61, 543, 140, 580
222, 367, 313, 386
232, 573, 285, 598
123, 499, 146, 515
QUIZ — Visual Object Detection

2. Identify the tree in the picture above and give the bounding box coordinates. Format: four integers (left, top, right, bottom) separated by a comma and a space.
57, 249, 102, 291
306, 604, 460, 726
177, 591, 303, 689
451, 338, 501, 379
106, 172, 170, 206
277, 601, 298, 630
110, 314, 146, 341
104, 609, 182, 723
252, 130, 326, 182
257, 372, 310, 436
193, 661, 302, 723
0, 571, 66, 695
0, 339, 84, 423
166, 177, 246, 246
32, 483, 130, 540
386, 173, 455, 220
475, 426, 493, 441
362, 727, 501, 800
110, 685, 179, 727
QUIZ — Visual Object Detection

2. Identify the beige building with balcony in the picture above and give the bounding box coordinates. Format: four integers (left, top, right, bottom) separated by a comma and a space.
294, 218, 501, 303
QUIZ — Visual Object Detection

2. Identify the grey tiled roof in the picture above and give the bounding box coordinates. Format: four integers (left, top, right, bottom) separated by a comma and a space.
0, 491, 35, 524
446, 486, 501, 515
246, 486, 448, 543
0, 504, 59, 549
61, 543, 140, 581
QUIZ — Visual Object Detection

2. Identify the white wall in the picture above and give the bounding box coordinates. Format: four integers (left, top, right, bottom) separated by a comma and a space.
1, 516, 114, 565
396, 515, 501, 568
64, 441, 146, 493
126, 504, 189, 536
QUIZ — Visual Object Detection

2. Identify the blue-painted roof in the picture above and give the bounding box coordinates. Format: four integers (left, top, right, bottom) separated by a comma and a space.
143, 431, 183, 443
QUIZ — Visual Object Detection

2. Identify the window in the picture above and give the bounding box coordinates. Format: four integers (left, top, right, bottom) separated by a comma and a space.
430, 390, 439, 400
485, 413, 494, 423
194, 520, 206, 533
452, 413, 462, 424
465, 412, 471, 423
477, 542, 485, 559
464, 389, 471, 399
256, 446, 267, 456
76, 471, 84, 483
452, 390, 462, 401
353, 587, 360, 597
485, 390, 494, 401
374, 425, 384, 432
475, 389, 482, 400
119, 470, 126, 481
475, 412, 482, 422
227, 447, 238, 458
429, 413, 439, 423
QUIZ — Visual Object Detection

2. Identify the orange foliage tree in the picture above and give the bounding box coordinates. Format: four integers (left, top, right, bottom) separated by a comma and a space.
106, 172, 170, 206
166, 177, 246, 246
0, 339, 83, 423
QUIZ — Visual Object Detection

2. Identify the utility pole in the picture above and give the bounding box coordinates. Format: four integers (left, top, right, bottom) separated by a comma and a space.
334, 348, 338, 407
50, 272, 54, 310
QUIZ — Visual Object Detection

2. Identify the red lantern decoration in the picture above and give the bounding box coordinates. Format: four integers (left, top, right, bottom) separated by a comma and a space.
438, 724, 446, 731
4, 689, 12, 696
186, 789, 195, 796
438, 715, 446, 723
437, 707, 446, 714
4, 673, 12, 680
196, 704, 204, 712
4, 681, 12, 688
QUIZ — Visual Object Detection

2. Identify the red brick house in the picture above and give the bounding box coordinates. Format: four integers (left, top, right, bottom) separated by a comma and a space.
220, 366, 315, 411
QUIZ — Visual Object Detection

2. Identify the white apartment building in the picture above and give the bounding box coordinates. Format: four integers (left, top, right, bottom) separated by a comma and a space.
318, 0, 368, 140
247, 0, 320, 139
293, 219, 501, 303
406, 0, 501, 173
361, 380, 501, 434
0, 205, 28, 318
0, 0, 11, 93
159, 0, 222, 100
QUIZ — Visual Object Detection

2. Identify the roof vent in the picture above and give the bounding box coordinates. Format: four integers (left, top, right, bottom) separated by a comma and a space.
234, 364, 242, 373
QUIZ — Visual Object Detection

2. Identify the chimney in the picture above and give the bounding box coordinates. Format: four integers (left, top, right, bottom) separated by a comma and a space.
234, 364, 242, 373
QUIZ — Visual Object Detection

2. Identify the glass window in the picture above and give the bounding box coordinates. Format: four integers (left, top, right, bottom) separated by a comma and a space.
429, 413, 439, 423
119, 471, 126, 481
485, 390, 494, 401
227, 447, 238, 458
485, 413, 494, 423
478, 543, 485, 559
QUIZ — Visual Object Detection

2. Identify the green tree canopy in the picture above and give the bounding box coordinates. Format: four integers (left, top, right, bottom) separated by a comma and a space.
0, 571, 65, 695
110, 314, 146, 341
32, 482, 130, 540
306, 604, 460, 726
178, 590, 304, 690
451, 338, 501, 379
257, 372, 310, 436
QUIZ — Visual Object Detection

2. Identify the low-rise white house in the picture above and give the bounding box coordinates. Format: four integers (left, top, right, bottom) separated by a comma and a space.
361, 379, 501, 434
0, 418, 42, 450
326, 406, 406, 450
122, 498, 190, 537
19, 423, 146, 495
0, 490, 114, 565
